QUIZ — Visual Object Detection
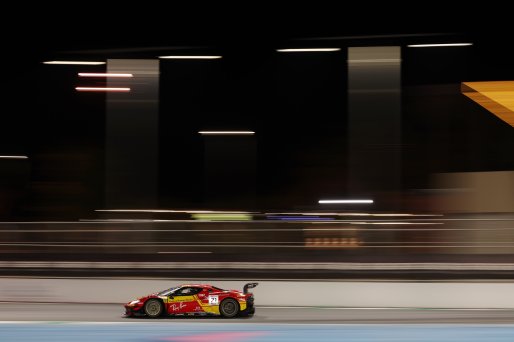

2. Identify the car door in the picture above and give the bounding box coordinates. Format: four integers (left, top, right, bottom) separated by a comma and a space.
167, 286, 202, 314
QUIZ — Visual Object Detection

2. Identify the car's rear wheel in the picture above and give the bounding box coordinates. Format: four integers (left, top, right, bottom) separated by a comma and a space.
144, 299, 163, 318
219, 298, 239, 318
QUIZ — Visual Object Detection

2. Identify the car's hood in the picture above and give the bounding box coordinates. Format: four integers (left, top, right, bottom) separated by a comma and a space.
130, 293, 160, 303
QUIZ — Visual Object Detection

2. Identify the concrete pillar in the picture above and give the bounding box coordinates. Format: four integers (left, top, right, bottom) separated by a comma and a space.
347, 47, 402, 197
105, 59, 159, 207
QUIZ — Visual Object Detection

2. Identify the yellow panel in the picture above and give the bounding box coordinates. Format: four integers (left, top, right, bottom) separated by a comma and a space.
194, 295, 220, 314
201, 305, 220, 314
462, 81, 514, 127
169, 295, 195, 302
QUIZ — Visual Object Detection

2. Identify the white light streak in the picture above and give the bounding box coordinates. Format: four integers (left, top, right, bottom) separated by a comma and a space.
78, 73, 133, 77
43, 61, 106, 65
407, 43, 473, 48
0, 155, 28, 159
319, 199, 374, 204
277, 48, 341, 52
75, 87, 130, 92
158, 56, 222, 59
198, 131, 255, 135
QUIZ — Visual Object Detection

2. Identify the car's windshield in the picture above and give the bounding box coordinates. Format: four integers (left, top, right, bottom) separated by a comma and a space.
157, 287, 177, 296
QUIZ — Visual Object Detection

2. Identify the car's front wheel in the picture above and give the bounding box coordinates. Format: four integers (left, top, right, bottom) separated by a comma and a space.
144, 299, 163, 318
219, 298, 239, 318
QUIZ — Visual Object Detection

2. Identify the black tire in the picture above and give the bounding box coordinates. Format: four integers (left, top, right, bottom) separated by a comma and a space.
219, 298, 240, 318
144, 299, 163, 318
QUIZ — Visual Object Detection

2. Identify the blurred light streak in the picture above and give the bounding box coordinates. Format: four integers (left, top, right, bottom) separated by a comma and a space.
192, 213, 251, 221
2, 226, 511, 232
95, 209, 255, 213
9, 243, 512, 248
78, 73, 133, 77
76, 87, 130, 92
157, 251, 212, 254
306, 237, 360, 247
303, 227, 502, 231
347, 59, 402, 63
198, 131, 255, 135
407, 43, 473, 47
0, 243, 327, 248
4, 261, 514, 270
43, 61, 106, 65
371, 213, 443, 217
277, 48, 340, 52
266, 215, 334, 221
3, 217, 512, 226
349, 221, 443, 225
0, 221, 103, 224
462, 81, 514, 127
266, 212, 345, 215
265, 212, 442, 217
0, 228, 351, 232
0, 155, 28, 159
158, 55, 222, 59
0, 228, 286, 233
185, 210, 255, 213
319, 199, 373, 204
80, 219, 158, 222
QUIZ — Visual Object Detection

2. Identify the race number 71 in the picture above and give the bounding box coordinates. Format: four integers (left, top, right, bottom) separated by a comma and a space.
208, 295, 219, 305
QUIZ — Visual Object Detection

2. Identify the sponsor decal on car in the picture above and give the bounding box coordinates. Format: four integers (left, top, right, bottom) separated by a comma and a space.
170, 302, 186, 311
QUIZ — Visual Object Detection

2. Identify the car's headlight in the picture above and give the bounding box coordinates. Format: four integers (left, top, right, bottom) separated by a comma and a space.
129, 300, 140, 305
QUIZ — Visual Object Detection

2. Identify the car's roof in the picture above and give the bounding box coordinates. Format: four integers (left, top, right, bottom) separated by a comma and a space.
179, 284, 214, 288
179, 284, 235, 291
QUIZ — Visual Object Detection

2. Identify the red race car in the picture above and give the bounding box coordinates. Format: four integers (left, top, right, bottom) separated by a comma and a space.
124, 283, 258, 318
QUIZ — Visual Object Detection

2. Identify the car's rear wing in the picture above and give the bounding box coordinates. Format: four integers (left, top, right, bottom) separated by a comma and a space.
243, 282, 258, 294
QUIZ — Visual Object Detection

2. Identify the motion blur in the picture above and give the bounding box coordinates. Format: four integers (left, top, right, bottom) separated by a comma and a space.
2, 17, 514, 342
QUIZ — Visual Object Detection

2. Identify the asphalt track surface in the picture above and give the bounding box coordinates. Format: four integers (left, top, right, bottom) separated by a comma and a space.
2, 303, 514, 323
2, 304, 514, 341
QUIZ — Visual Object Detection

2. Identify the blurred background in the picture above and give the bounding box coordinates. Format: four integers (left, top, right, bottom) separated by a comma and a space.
1, 9, 514, 282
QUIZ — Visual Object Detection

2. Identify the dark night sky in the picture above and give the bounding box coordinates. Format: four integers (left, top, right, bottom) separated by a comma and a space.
1, 7, 513, 218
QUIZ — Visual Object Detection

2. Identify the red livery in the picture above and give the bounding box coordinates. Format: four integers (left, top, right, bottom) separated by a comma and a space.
124, 283, 258, 318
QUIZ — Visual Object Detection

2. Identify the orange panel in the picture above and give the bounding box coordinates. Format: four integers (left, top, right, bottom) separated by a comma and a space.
462, 81, 514, 127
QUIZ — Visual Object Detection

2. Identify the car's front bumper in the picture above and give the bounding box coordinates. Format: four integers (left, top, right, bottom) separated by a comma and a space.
124, 305, 144, 316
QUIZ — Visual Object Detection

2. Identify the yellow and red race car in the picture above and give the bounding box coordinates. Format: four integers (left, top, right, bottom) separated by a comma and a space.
124, 283, 257, 318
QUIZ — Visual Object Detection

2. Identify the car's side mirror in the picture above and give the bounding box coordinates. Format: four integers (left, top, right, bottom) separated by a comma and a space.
168, 295, 174, 299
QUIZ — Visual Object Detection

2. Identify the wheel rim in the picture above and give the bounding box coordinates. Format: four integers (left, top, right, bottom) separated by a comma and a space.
222, 301, 237, 315
146, 301, 161, 316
